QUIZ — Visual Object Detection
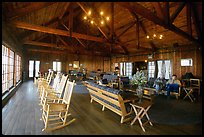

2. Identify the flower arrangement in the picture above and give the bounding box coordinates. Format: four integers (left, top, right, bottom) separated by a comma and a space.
131, 70, 147, 87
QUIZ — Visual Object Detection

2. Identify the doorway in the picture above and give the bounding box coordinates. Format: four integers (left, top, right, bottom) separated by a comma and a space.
29, 60, 40, 78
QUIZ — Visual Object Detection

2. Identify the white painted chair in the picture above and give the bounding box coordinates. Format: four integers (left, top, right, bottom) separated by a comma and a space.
41, 80, 76, 131
40, 75, 68, 107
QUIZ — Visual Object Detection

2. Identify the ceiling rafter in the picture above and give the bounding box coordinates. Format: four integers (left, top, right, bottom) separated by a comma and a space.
191, 2, 201, 40
77, 2, 110, 41
117, 21, 135, 39
118, 2, 200, 45
7, 2, 56, 20
170, 2, 186, 24
24, 40, 69, 50
152, 2, 165, 20
80, 2, 129, 55
60, 20, 87, 48
12, 21, 106, 43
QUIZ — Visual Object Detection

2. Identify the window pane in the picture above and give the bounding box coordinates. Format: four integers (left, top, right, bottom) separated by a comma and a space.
57, 62, 61, 72
35, 61, 40, 77
53, 62, 56, 71
29, 60, 34, 77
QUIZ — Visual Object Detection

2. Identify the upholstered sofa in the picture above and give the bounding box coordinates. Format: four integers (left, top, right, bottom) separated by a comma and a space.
84, 81, 137, 123
98, 74, 118, 85
87, 71, 97, 80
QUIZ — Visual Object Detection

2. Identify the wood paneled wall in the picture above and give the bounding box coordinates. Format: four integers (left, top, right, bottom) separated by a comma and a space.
26, 52, 110, 76
111, 46, 202, 79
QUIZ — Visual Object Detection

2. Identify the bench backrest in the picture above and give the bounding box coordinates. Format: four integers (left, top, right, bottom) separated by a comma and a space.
86, 83, 127, 116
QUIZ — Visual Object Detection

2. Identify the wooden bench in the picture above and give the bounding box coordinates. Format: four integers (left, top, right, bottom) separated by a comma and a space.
84, 82, 137, 123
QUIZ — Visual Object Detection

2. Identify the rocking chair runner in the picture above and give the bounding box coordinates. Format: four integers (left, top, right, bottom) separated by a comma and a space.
41, 80, 76, 131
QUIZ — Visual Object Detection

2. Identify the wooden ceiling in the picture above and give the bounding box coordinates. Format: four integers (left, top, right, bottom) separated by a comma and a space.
2, 2, 202, 56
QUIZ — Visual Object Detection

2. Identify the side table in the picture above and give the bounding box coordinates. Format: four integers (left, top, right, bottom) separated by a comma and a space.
130, 100, 153, 132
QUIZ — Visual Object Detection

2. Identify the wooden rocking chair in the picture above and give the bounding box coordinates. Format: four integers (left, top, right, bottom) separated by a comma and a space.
38, 70, 54, 98
41, 80, 76, 131
40, 74, 68, 107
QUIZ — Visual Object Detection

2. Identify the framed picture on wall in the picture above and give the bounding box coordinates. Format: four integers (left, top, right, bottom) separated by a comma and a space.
73, 61, 79, 68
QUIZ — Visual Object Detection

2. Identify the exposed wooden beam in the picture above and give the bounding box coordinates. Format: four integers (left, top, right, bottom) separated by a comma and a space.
111, 2, 114, 41
56, 35, 75, 52
152, 2, 164, 20
118, 2, 166, 27
12, 21, 106, 43
191, 2, 201, 40
170, 2, 186, 24
7, 2, 56, 20
110, 2, 114, 53
27, 49, 67, 54
58, 2, 70, 20
24, 40, 69, 50
139, 20, 156, 50
163, 2, 170, 25
117, 21, 135, 38
22, 6, 81, 42
118, 2, 200, 45
186, 3, 192, 36
60, 21, 87, 48
69, 3, 73, 37
77, 2, 110, 41
115, 20, 136, 31
135, 16, 140, 49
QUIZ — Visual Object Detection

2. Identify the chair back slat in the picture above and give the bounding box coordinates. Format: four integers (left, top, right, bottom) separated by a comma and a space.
52, 72, 62, 90
63, 80, 75, 105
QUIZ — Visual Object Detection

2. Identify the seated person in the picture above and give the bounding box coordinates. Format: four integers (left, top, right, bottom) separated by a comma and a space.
153, 76, 166, 95
166, 74, 181, 97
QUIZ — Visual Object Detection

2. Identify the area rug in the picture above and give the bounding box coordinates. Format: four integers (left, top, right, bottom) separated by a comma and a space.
148, 95, 202, 125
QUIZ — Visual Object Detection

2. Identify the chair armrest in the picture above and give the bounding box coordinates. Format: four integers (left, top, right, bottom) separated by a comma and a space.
123, 99, 132, 103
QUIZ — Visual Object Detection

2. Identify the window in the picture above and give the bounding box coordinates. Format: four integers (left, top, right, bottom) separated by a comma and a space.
120, 62, 132, 78
15, 54, 21, 83
181, 58, 193, 66
148, 61, 155, 78
53, 61, 61, 72
29, 60, 40, 78
35, 61, 40, 77
29, 60, 34, 78
157, 60, 171, 79
126, 62, 132, 78
2, 45, 14, 93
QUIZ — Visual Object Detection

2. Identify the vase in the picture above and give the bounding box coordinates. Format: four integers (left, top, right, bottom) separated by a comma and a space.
136, 85, 144, 103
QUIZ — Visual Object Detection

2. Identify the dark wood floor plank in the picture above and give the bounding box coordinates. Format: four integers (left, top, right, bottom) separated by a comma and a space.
2, 80, 202, 135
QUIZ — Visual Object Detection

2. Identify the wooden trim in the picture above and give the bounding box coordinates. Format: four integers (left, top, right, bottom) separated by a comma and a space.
12, 21, 106, 43
170, 2, 186, 23
7, 2, 56, 20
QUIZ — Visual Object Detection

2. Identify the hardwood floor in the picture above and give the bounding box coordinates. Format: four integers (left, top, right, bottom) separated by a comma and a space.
2, 80, 202, 135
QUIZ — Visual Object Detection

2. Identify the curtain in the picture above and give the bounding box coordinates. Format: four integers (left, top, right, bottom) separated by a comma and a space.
161, 60, 166, 78
165, 60, 171, 79
157, 61, 162, 78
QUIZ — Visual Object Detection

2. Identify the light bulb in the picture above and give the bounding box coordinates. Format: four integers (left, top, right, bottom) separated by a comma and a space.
90, 20, 94, 24
101, 21, 104, 24
106, 16, 110, 21
146, 35, 149, 39
100, 11, 104, 15
88, 10, 91, 15
84, 16, 87, 20
153, 34, 156, 37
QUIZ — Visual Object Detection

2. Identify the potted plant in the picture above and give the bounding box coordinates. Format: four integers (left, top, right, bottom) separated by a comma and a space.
131, 70, 147, 103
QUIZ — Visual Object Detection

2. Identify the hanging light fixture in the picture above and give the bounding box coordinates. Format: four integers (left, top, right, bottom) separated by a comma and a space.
146, 25, 163, 40
83, 9, 110, 26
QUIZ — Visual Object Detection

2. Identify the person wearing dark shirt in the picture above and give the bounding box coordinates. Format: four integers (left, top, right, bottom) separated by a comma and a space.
166, 74, 181, 98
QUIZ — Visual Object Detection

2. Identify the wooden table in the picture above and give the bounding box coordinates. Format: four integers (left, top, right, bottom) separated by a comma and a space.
183, 87, 195, 102
130, 100, 153, 132
122, 87, 156, 101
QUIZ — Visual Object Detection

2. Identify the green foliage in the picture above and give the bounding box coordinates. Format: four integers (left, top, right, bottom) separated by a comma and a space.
131, 70, 147, 87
